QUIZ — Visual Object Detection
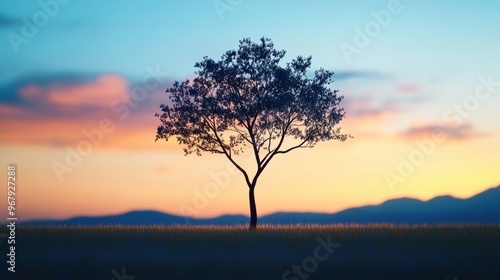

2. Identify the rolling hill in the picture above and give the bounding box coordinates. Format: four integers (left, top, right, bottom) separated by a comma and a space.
23, 185, 500, 226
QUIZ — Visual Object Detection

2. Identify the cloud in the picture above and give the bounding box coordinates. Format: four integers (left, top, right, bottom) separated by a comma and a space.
343, 96, 399, 119
152, 164, 169, 174
0, 14, 21, 27
400, 123, 487, 141
395, 83, 421, 94
19, 74, 128, 107
340, 78, 431, 123
333, 70, 388, 81
0, 72, 175, 149
0, 104, 25, 116
1, 72, 107, 104
342, 87, 407, 121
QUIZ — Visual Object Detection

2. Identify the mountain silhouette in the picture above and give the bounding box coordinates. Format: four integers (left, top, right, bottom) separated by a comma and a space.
23, 185, 500, 226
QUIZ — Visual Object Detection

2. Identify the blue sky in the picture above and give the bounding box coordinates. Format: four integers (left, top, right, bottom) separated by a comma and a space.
2, 0, 499, 82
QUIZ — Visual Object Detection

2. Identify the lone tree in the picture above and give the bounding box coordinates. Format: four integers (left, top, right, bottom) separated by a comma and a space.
156, 38, 349, 229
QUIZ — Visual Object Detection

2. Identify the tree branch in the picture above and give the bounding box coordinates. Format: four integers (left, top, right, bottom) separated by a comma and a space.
227, 125, 252, 144
256, 114, 296, 180
205, 116, 252, 187
246, 119, 261, 169
274, 138, 309, 155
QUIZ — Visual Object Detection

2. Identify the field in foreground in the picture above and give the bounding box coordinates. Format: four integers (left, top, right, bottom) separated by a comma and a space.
3, 224, 500, 280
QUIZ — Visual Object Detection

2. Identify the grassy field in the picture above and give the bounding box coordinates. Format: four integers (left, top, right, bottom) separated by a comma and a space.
4, 224, 500, 279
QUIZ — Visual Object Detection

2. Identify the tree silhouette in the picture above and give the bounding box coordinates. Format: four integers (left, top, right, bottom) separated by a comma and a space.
155, 37, 349, 229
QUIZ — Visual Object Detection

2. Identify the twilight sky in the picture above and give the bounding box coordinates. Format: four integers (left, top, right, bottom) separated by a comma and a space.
1, 0, 499, 221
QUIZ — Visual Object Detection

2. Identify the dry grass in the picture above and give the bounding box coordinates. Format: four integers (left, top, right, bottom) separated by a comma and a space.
13, 223, 500, 279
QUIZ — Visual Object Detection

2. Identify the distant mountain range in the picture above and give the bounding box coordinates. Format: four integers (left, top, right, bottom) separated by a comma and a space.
23, 185, 500, 226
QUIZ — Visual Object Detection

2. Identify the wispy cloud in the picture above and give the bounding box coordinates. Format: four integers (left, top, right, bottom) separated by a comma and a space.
343, 96, 399, 120
340, 77, 432, 123
0, 14, 21, 27
342, 90, 427, 120
395, 83, 421, 94
400, 123, 487, 141
334, 70, 388, 81
19, 74, 128, 107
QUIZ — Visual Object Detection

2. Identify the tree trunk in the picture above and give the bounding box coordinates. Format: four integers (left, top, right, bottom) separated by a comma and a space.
249, 186, 257, 230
